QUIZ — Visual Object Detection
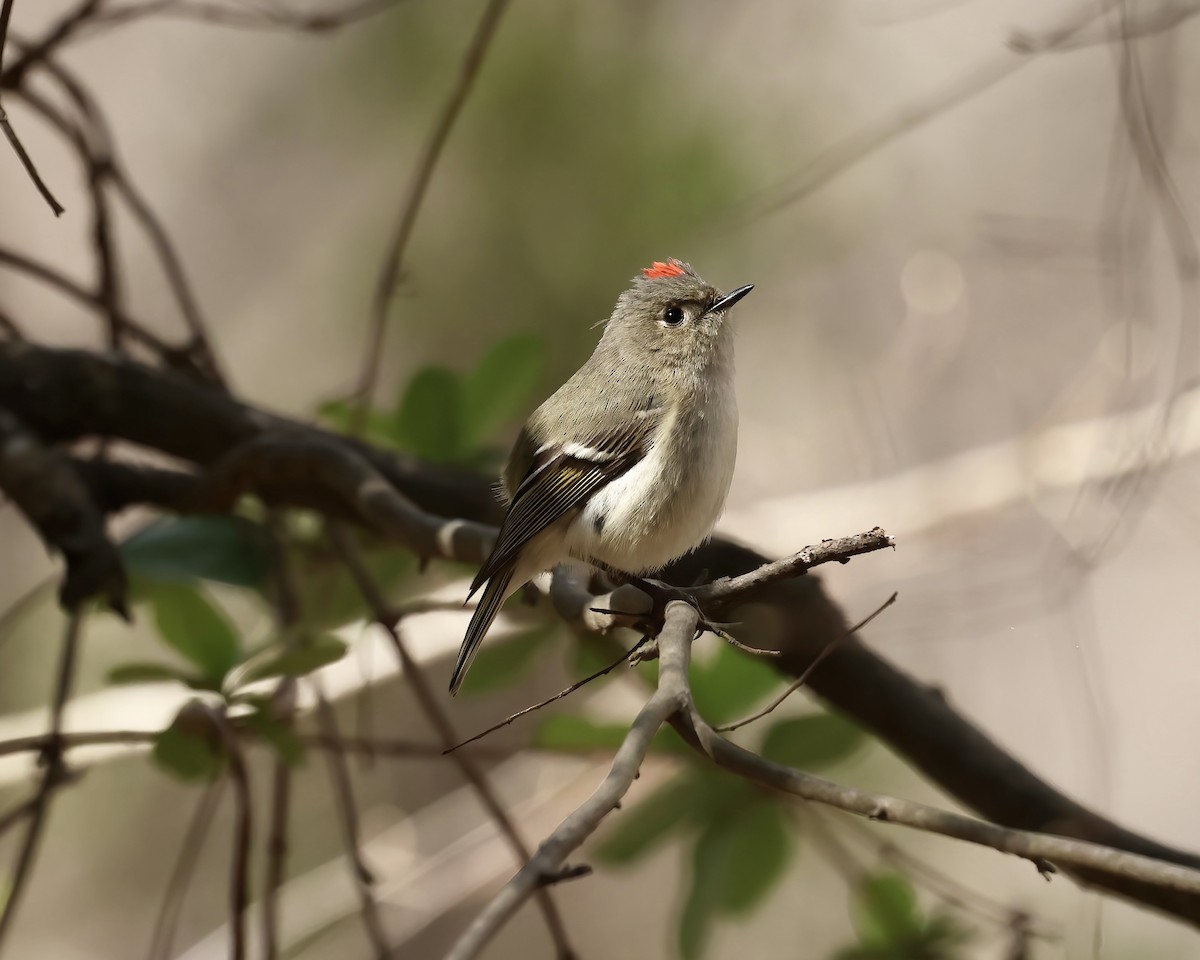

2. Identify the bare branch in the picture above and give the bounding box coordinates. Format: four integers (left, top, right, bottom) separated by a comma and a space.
211, 710, 253, 960
444, 601, 699, 960
355, 0, 511, 427
0, 407, 128, 615
694, 527, 895, 606
677, 694, 1200, 896
0, 612, 84, 950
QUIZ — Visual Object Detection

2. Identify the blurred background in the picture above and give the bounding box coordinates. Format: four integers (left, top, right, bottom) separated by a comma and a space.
2, 0, 1200, 957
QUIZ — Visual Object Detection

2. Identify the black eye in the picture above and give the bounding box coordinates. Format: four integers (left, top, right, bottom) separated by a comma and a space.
662, 306, 685, 326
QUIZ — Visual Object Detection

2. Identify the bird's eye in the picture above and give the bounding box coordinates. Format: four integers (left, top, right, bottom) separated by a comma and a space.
662, 306, 685, 326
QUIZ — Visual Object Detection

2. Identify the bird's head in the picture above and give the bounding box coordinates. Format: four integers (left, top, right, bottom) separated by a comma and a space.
602, 259, 753, 373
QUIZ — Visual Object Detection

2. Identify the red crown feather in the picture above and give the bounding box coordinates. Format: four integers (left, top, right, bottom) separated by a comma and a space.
642, 259, 687, 280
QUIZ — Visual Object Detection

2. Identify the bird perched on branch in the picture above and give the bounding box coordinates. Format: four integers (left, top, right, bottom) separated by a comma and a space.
449, 259, 753, 694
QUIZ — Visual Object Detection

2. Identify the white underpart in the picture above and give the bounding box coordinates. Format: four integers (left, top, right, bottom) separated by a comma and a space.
567, 378, 739, 574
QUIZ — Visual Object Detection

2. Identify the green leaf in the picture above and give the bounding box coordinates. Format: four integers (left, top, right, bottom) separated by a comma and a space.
122, 516, 270, 588
244, 634, 348, 683
689, 639, 784, 725
679, 801, 793, 959
760, 712, 867, 770
243, 708, 306, 766
106, 662, 194, 686
457, 625, 555, 696
719, 801, 793, 914
853, 873, 922, 946
151, 583, 241, 680
391, 366, 462, 461
595, 775, 703, 864
461, 334, 544, 447
153, 707, 223, 782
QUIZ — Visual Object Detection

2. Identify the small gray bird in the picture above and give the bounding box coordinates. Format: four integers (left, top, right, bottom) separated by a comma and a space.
449, 258, 753, 694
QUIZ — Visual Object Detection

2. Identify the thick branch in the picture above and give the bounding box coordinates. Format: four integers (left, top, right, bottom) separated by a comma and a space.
0, 407, 126, 614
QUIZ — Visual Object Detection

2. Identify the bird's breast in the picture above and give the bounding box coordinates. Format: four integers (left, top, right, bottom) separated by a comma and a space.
569, 377, 738, 573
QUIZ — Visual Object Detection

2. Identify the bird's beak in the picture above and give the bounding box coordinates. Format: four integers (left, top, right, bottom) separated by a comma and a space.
708, 283, 754, 315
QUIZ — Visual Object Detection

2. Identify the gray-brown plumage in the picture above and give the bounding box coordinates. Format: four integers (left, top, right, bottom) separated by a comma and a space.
450, 259, 752, 694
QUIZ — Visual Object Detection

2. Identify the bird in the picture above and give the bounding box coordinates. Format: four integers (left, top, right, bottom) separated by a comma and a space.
449, 258, 753, 695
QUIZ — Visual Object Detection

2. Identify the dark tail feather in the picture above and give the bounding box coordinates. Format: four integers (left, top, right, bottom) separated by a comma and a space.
449, 569, 514, 696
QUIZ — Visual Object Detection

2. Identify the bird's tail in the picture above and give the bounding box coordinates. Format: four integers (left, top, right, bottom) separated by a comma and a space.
449, 569, 515, 696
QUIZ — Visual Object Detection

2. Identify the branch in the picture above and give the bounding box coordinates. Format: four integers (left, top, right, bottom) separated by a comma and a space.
0, 0, 67, 215
675, 693, 1200, 895
444, 601, 699, 960
356, 0, 511, 425
332, 525, 577, 960
148, 780, 225, 960
693, 527, 895, 606
312, 685, 391, 957
0, 407, 127, 615
0, 612, 83, 950
3, 342, 1200, 923
448, 601, 1200, 959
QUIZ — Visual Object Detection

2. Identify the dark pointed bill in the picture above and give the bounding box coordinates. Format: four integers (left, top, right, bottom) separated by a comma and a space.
708, 283, 754, 315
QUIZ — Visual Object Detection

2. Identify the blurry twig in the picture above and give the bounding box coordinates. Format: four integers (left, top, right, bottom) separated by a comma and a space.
89, 0, 407, 35
312, 684, 391, 957
14, 57, 225, 381
0, 0, 66, 215
0, 613, 83, 951
331, 524, 578, 960
148, 780, 226, 960
355, 0, 511, 430
717, 592, 897, 733
0, 243, 175, 356
0, 0, 99, 86
211, 710, 253, 960
262, 519, 299, 960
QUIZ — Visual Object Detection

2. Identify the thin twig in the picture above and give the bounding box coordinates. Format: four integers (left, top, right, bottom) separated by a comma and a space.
312, 685, 391, 958
32, 53, 227, 384
0, 243, 175, 355
444, 602, 699, 960
262, 517, 299, 960
0, 105, 65, 215
0, 727, 490, 761
331, 524, 578, 960
354, 0, 511, 429
717, 592, 898, 733
0, 0, 65, 214
147, 780, 226, 960
0, 612, 83, 950
88, 0, 406, 35
693, 528, 895, 606
0, 0, 99, 86
211, 711, 253, 960
445, 633, 652, 753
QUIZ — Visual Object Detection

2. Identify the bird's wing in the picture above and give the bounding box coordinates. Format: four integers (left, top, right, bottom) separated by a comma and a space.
469, 405, 665, 594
